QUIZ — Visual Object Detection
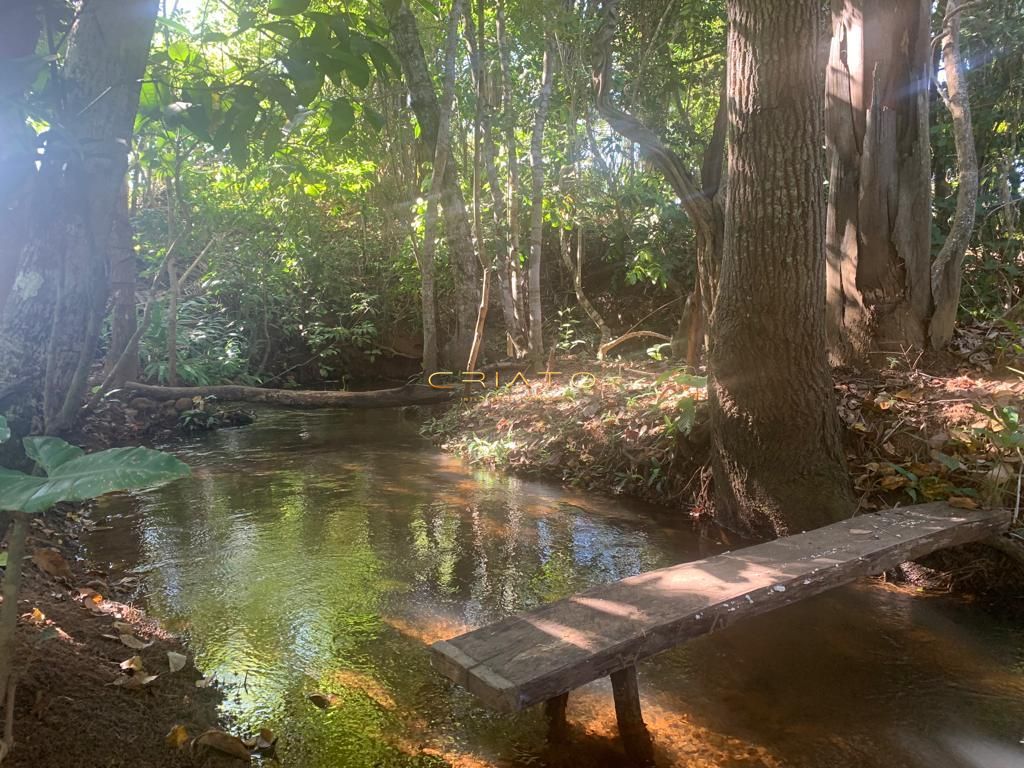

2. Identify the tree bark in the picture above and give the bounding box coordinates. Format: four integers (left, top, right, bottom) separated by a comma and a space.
0, 0, 159, 436
824, 0, 933, 365
929, 0, 979, 349
711, 0, 855, 537
526, 40, 554, 363
388, 1, 480, 369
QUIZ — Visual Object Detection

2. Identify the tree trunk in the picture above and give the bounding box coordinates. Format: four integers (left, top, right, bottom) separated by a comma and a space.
417, 0, 466, 375
711, 0, 855, 538
388, 1, 480, 369
592, 0, 724, 355
824, 0, 932, 365
929, 0, 979, 349
166, 255, 179, 387
496, 0, 528, 355
0, 4, 42, 316
0, 0, 159, 436
526, 40, 554, 363
560, 229, 610, 347
106, 179, 139, 380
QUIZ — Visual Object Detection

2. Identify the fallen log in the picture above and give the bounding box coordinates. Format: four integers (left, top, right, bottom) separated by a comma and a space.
119, 381, 454, 409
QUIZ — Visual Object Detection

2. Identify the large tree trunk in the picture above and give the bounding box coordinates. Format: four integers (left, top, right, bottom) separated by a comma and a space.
929, 0, 979, 349
526, 40, 554, 363
711, 0, 855, 538
824, 0, 932, 365
0, 0, 158, 436
0, 4, 42, 316
388, 1, 480, 370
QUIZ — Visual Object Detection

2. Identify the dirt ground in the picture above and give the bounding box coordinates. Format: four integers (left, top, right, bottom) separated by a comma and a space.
4, 505, 221, 768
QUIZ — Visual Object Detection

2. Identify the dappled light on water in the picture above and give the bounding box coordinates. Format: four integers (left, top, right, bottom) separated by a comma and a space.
85, 410, 1024, 767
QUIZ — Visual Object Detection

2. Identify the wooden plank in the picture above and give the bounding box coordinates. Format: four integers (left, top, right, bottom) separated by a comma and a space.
430, 503, 1010, 712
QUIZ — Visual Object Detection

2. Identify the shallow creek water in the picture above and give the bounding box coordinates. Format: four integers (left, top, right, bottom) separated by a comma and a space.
84, 409, 1024, 768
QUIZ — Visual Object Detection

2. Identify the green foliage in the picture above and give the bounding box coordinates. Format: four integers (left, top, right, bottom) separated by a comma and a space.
140, 297, 259, 386
0, 433, 190, 514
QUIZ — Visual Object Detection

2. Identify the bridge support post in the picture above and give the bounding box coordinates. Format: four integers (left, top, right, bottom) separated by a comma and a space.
543, 692, 570, 742
610, 666, 654, 765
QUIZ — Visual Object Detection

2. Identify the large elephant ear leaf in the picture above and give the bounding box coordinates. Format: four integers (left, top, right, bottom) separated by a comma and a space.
0, 471, 47, 512
23, 436, 85, 474
6, 447, 190, 514
0, 416, 9, 444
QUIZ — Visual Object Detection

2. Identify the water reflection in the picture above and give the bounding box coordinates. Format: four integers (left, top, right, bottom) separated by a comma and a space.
85, 410, 1024, 767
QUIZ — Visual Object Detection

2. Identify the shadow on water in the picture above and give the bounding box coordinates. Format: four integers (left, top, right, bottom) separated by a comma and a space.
84, 409, 1024, 768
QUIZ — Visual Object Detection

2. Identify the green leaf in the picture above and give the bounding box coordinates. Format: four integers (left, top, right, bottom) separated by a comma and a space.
0, 416, 9, 444
155, 17, 191, 36
23, 437, 84, 473
362, 106, 385, 131
343, 55, 370, 89
0, 552, 7, 568
167, 39, 192, 62
261, 20, 302, 39
327, 98, 355, 140
269, 0, 311, 16
0, 447, 190, 514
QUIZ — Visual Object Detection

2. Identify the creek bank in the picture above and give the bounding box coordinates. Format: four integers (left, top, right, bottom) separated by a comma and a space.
75, 393, 254, 450
3, 501, 221, 768
426, 359, 1024, 598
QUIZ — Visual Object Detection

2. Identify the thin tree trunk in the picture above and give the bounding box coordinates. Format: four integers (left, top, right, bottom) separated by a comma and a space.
560, 229, 610, 347
388, 0, 480, 369
929, 0, 979, 348
526, 40, 554, 362
418, 0, 466, 374
496, 0, 527, 353
824, 0, 933, 364
0, 512, 29, 726
106, 178, 139, 380
166, 255, 179, 386
711, 0, 855, 538
591, 0, 724, 354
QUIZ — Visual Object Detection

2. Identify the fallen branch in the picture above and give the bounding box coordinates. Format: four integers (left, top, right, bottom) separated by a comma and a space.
598, 331, 671, 361
120, 382, 454, 409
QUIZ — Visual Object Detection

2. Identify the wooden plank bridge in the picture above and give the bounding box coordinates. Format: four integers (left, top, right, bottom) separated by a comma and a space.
430, 502, 1012, 764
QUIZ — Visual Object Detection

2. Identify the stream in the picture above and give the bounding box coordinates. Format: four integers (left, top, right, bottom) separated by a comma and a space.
84, 409, 1024, 767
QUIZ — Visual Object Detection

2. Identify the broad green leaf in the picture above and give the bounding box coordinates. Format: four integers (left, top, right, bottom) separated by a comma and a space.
343, 55, 370, 89
363, 106, 385, 131
0, 416, 9, 444
269, 0, 311, 16
168, 40, 192, 63
0, 447, 190, 514
327, 99, 355, 141
23, 437, 84, 473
